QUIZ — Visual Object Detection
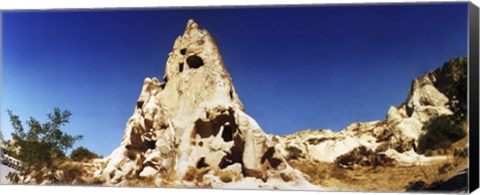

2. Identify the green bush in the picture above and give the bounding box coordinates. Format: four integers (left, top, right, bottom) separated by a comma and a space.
6, 108, 83, 182
70, 146, 100, 162
418, 115, 466, 153
436, 58, 467, 121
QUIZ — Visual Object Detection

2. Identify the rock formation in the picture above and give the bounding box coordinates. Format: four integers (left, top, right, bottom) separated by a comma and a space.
88, 19, 466, 190
94, 19, 317, 189
277, 58, 467, 167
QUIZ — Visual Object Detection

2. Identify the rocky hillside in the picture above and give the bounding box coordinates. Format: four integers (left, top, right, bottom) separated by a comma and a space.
275, 58, 468, 192
70, 20, 467, 191
276, 58, 467, 169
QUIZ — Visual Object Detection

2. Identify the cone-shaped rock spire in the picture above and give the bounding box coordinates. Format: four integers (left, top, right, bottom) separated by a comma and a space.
95, 19, 315, 189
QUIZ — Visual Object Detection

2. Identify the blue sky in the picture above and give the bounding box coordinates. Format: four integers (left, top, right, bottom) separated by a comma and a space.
1, 3, 468, 156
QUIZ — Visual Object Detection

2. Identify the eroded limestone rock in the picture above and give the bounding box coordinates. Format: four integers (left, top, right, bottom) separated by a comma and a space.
96, 19, 311, 188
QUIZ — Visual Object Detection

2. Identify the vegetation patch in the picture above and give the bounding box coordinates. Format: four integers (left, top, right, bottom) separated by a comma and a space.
418, 115, 466, 154
334, 146, 395, 169
70, 147, 100, 162
285, 145, 304, 160
5, 108, 83, 183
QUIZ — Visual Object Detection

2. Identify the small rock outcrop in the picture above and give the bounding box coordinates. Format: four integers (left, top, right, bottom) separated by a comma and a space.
94, 20, 317, 189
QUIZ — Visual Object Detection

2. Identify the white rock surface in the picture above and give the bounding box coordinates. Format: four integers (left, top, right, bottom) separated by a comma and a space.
95, 19, 311, 188
92, 19, 460, 189
278, 61, 457, 166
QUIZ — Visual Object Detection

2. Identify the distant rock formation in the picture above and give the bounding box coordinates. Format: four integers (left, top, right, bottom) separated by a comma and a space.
93, 19, 318, 189
277, 58, 467, 168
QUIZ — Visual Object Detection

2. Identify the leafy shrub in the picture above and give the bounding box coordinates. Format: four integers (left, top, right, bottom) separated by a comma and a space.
437, 58, 467, 121
418, 115, 466, 154
6, 108, 83, 182
70, 147, 100, 162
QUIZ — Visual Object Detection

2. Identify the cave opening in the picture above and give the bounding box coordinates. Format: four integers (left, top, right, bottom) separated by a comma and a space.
221, 124, 234, 142
179, 62, 184, 72
187, 55, 204, 69
196, 157, 209, 169
180, 48, 187, 55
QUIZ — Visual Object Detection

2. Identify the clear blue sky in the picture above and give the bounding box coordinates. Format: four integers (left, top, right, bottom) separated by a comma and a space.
1, 3, 468, 156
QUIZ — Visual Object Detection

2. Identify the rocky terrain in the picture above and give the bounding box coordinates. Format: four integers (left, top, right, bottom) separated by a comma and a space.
276, 57, 468, 191
85, 20, 468, 191
276, 62, 457, 167
6, 20, 468, 192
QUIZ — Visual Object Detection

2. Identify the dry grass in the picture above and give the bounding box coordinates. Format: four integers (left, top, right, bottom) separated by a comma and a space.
290, 153, 468, 192
123, 175, 158, 187
58, 161, 87, 184
183, 166, 209, 182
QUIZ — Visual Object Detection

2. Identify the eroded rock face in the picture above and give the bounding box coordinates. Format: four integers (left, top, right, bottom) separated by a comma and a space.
278, 59, 461, 166
92, 19, 463, 188
96, 20, 311, 188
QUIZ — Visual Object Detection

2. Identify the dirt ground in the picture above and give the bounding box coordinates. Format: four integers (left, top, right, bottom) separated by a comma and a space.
289, 152, 468, 192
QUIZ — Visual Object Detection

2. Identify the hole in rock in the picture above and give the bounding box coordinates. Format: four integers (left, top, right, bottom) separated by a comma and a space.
221, 124, 233, 142
179, 62, 184, 72
193, 110, 238, 141
261, 147, 275, 164
194, 120, 218, 138
229, 90, 233, 99
143, 162, 156, 169
126, 148, 137, 160
196, 157, 209, 169
406, 105, 413, 117
145, 140, 156, 150
180, 48, 187, 55
198, 141, 203, 147
230, 134, 245, 164
219, 135, 245, 169
219, 154, 234, 169
137, 101, 144, 109
269, 158, 282, 169
144, 119, 153, 132
186, 55, 204, 69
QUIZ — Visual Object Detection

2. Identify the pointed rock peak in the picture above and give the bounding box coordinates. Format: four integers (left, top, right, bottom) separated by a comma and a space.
164, 19, 222, 80
181, 19, 206, 41
96, 20, 313, 189
162, 19, 244, 110
183, 19, 201, 38
187, 19, 199, 29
